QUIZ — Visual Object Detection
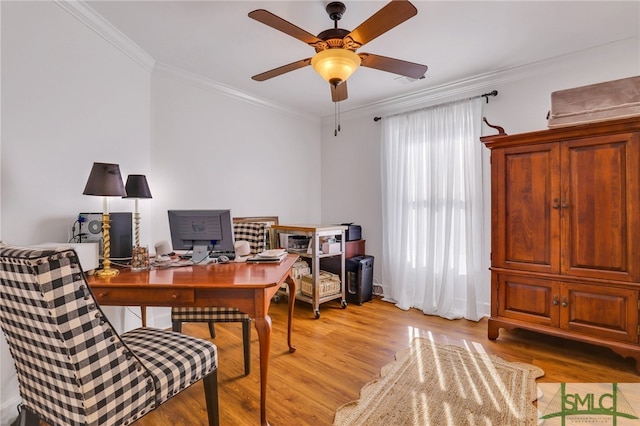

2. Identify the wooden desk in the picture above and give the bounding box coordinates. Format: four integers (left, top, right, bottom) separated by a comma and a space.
87, 254, 299, 426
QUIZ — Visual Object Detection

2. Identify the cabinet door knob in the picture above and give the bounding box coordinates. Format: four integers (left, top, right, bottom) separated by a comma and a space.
552, 198, 560, 209
561, 198, 568, 209
552, 295, 559, 306
561, 296, 568, 307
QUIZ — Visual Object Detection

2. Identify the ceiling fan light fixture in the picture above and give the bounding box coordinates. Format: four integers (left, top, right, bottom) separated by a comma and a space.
311, 48, 361, 85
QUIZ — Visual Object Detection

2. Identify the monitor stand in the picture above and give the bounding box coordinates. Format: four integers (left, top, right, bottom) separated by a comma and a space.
191, 245, 210, 263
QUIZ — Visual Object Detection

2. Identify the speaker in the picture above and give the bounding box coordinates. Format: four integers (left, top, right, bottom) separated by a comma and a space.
78, 212, 133, 260
78, 213, 103, 243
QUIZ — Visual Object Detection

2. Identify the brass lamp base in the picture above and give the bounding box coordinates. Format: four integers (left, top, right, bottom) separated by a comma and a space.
94, 267, 120, 278
96, 212, 119, 277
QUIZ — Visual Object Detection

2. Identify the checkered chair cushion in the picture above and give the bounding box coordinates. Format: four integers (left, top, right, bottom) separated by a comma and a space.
171, 306, 250, 323
0, 245, 219, 426
233, 222, 267, 255
170, 305, 252, 375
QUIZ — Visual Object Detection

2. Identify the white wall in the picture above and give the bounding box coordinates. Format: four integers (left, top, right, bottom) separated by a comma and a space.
1, 2, 152, 247
149, 70, 321, 246
320, 37, 640, 316
144, 70, 321, 327
1, 1, 153, 424
0, 2, 322, 424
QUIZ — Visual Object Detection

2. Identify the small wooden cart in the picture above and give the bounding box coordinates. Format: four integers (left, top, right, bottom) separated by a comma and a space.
272, 224, 347, 318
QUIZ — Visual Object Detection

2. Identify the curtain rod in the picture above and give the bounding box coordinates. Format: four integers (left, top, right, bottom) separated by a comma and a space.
373, 90, 498, 122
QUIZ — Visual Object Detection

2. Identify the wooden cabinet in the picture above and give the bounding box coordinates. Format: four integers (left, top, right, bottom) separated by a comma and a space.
491, 142, 560, 274
482, 117, 640, 372
320, 240, 365, 275
492, 273, 638, 343
344, 240, 366, 259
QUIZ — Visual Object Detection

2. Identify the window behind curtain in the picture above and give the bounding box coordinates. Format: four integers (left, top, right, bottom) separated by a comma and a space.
380, 97, 486, 321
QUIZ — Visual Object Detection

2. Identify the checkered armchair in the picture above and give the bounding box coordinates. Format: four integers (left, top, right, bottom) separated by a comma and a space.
171, 221, 268, 376
233, 221, 268, 254
0, 245, 219, 426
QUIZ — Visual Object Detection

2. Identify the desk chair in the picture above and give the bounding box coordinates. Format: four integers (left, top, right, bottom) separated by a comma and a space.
171, 220, 273, 376
0, 245, 219, 426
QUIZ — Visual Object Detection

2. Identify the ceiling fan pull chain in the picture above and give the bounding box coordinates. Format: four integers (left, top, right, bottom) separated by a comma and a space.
334, 102, 342, 136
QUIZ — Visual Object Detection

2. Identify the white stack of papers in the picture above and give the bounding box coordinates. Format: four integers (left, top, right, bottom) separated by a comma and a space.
247, 249, 288, 263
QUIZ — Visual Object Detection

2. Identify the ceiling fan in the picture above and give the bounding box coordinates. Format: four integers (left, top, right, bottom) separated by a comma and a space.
248, 0, 428, 103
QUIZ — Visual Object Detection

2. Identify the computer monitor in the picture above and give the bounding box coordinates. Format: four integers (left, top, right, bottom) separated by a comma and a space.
167, 209, 235, 263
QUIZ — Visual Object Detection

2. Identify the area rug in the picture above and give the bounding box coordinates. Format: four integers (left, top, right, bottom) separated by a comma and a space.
333, 337, 544, 426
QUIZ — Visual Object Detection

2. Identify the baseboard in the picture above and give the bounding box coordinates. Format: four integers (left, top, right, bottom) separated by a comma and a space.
477, 301, 491, 318
1, 395, 20, 426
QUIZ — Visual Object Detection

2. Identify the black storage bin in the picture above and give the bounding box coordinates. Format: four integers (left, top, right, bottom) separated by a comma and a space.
346, 255, 374, 305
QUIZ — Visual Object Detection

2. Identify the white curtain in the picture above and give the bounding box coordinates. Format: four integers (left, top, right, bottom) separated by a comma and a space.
380, 97, 485, 321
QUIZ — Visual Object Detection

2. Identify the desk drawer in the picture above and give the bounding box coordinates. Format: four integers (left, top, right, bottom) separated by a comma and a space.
92, 287, 195, 306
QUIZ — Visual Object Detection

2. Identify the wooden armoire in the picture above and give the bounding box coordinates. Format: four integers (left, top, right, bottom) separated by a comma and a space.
481, 116, 640, 372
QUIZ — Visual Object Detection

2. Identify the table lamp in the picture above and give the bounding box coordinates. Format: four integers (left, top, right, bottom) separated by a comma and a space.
124, 174, 152, 247
83, 162, 127, 277
124, 174, 152, 271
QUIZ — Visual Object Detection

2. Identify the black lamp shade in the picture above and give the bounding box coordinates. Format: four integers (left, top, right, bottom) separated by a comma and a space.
124, 174, 152, 199
83, 162, 126, 196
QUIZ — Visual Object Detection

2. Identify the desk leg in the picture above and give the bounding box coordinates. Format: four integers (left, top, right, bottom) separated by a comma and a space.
254, 315, 272, 426
141, 306, 147, 327
284, 274, 297, 353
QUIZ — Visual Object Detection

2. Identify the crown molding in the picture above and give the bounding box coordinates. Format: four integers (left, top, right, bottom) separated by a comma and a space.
334, 38, 638, 123
55, 0, 317, 123
52, 1, 638, 126
152, 62, 319, 123
54, 0, 156, 72
333, 59, 551, 123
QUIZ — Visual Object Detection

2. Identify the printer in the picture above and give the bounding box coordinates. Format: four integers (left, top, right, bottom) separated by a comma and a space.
340, 223, 361, 241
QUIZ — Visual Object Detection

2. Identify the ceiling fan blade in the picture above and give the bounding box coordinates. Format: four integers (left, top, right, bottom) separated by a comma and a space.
344, 0, 418, 49
331, 81, 348, 102
249, 9, 325, 47
359, 53, 427, 79
252, 59, 312, 81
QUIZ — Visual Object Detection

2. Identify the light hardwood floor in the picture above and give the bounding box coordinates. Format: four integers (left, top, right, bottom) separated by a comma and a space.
133, 296, 640, 425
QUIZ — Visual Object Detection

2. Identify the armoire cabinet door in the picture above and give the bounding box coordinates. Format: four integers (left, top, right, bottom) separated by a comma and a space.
560, 282, 638, 343
491, 143, 561, 273
561, 133, 640, 282
494, 273, 560, 327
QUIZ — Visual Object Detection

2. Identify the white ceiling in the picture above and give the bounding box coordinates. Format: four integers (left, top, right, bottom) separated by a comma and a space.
86, 1, 640, 117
